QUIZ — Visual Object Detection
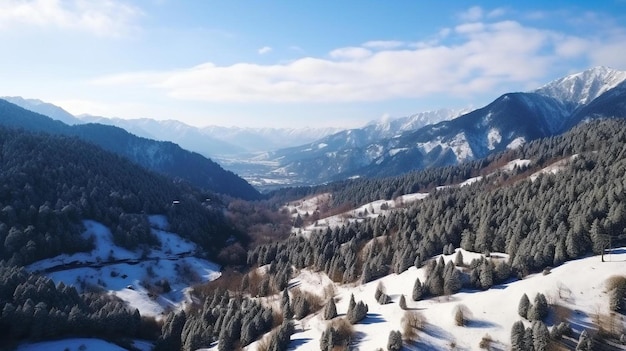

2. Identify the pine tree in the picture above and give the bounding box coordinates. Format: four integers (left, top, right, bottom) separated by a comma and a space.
532, 320, 549, 351
323, 298, 337, 320
281, 289, 291, 318
479, 260, 494, 290
387, 330, 403, 351
347, 294, 356, 316
412, 278, 423, 301
454, 250, 464, 266
348, 301, 368, 324
510, 320, 525, 351
443, 263, 462, 295
523, 327, 534, 351
528, 293, 548, 321
399, 294, 407, 310
518, 293, 530, 319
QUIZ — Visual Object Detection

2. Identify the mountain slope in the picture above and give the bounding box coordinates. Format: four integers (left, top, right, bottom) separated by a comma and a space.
0, 126, 242, 265
1, 96, 83, 125
0, 99, 261, 200
259, 67, 626, 185
79, 115, 247, 156
533, 65, 626, 107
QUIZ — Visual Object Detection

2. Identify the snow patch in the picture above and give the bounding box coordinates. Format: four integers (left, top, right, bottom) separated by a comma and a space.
487, 128, 501, 150
388, 147, 408, 156
27, 218, 221, 318
506, 137, 525, 149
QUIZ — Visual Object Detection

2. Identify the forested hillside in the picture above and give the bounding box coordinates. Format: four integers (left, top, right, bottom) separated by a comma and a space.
0, 99, 261, 200
0, 127, 241, 267
254, 119, 626, 287
3, 120, 626, 350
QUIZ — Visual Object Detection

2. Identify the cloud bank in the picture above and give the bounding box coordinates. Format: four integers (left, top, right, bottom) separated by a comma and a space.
0, 0, 141, 37
91, 7, 626, 104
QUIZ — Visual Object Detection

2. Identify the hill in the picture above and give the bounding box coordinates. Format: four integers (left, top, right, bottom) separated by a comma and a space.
0, 99, 261, 200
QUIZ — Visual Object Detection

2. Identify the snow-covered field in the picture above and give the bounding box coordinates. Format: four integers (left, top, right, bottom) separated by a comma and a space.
244, 248, 626, 350
17, 338, 152, 351
26, 215, 221, 318
287, 192, 429, 237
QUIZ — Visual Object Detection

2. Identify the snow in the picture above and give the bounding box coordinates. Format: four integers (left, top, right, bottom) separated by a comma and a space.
26, 217, 221, 318
286, 192, 429, 237
15, 338, 150, 351
506, 137, 526, 149
487, 128, 501, 150
534, 66, 626, 106
501, 158, 531, 172
389, 147, 408, 156
418, 138, 443, 154
243, 248, 626, 350
450, 133, 473, 161
530, 155, 578, 181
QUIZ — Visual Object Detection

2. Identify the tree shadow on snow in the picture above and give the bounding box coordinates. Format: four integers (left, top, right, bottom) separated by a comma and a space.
288, 337, 312, 349
360, 313, 386, 325
422, 323, 455, 341
466, 318, 498, 329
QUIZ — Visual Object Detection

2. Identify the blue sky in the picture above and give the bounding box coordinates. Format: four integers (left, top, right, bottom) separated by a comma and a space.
1, 1, 625, 128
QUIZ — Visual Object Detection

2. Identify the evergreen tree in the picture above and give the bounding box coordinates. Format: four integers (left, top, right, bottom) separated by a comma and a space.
387, 330, 403, 351
518, 294, 530, 319
455, 250, 464, 266
479, 260, 494, 290
348, 301, 368, 324
510, 320, 525, 351
532, 320, 549, 351
412, 277, 423, 301
528, 293, 548, 321
323, 298, 337, 320
399, 294, 407, 310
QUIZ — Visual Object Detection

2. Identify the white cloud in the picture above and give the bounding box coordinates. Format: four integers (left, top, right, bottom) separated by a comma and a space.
90, 18, 626, 104
0, 0, 142, 37
487, 8, 507, 18
459, 6, 484, 21
329, 47, 372, 60
258, 46, 272, 55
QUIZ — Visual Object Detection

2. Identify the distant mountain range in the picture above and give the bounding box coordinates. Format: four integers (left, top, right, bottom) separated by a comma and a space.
251, 66, 626, 185
4, 66, 625, 191
0, 100, 261, 200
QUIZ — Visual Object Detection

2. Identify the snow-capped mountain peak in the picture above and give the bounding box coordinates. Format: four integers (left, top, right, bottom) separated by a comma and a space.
533, 66, 626, 106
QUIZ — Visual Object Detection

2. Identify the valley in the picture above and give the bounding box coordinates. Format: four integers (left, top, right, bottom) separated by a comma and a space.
2, 66, 626, 351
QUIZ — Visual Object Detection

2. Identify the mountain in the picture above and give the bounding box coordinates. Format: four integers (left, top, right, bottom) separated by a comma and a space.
533, 65, 626, 107
79, 114, 343, 155
257, 66, 626, 185
201, 125, 343, 153
1, 96, 82, 125
79, 115, 247, 156
0, 99, 261, 200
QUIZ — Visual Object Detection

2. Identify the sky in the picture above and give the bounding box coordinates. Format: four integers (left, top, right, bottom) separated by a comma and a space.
1, 1, 626, 129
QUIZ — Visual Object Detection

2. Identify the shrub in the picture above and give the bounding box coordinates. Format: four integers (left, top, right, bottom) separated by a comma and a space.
401, 311, 426, 342
606, 276, 626, 312
478, 333, 492, 349
453, 304, 472, 327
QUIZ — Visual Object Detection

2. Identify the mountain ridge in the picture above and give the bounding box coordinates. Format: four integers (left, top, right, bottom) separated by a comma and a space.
257, 66, 626, 186
0, 99, 261, 200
